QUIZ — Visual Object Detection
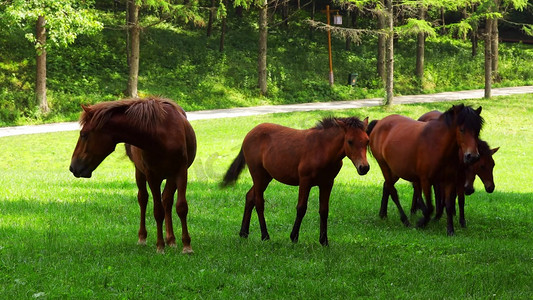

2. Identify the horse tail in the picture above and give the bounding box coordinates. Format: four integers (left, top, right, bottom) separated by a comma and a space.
125, 143, 134, 161
366, 120, 379, 136
221, 148, 246, 187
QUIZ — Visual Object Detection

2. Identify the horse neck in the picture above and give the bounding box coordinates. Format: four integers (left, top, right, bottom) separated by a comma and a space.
105, 114, 163, 152
424, 119, 460, 161
315, 127, 346, 161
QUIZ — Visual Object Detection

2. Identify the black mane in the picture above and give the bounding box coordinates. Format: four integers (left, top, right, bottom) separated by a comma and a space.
315, 116, 366, 131
442, 104, 484, 135
477, 139, 492, 156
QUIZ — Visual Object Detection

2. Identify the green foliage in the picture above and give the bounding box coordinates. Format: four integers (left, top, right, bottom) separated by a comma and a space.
0, 95, 532, 298
396, 18, 437, 37
3, 0, 103, 50
1, 4, 533, 125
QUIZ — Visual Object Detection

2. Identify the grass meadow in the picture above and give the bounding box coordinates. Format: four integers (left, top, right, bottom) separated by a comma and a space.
0, 95, 532, 298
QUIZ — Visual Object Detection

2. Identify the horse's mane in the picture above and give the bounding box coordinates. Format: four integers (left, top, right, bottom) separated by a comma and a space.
314, 116, 366, 131
477, 139, 492, 156
442, 104, 484, 135
80, 97, 183, 132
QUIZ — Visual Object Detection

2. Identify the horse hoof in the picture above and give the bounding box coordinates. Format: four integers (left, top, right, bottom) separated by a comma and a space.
460, 220, 467, 228
137, 239, 147, 246
156, 247, 165, 254
239, 232, 249, 238
261, 234, 270, 241
168, 241, 177, 248
447, 230, 455, 236
182, 246, 194, 254
416, 217, 429, 228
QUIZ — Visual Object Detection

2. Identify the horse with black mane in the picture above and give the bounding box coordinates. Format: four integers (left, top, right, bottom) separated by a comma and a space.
411, 110, 498, 228
367, 104, 483, 235
222, 116, 370, 245
70, 96, 196, 253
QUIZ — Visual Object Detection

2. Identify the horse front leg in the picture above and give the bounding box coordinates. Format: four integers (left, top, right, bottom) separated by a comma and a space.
318, 181, 334, 246
379, 182, 390, 219
176, 169, 193, 254
147, 177, 165, 253
162, 181, 177, 248
443, 183, 456, 236
417, 179, 433, 228
135, 169, 149, 245
290, 182, 311, 243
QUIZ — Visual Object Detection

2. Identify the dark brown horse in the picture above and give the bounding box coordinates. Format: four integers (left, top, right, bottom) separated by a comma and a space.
222, 116, 370, 245
367, 104, 483, 235
70, 97, 197, 253
412, 110, 498, 228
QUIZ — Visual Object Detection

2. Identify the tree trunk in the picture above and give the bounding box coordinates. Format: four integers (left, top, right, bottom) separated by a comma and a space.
384, 0, 394, 105
484, 18, 493, 99
282, 0, 289, 27
491, 17, 499, 81
36, 16, 49, 114
471, 27, 478, 56
207, 0, 216, 37
345, 9, 358, 51
219, 0, 227, 52
377, 7, 386, 82
127, 0, 140, 98
415, 6, 426, 83
258, 0, 268, 95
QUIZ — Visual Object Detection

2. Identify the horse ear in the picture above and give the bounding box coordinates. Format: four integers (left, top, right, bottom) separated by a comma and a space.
475, 106, 482, 115
81, 104, 91, 113
362, 117, 369, 130
491, 147, 499, 155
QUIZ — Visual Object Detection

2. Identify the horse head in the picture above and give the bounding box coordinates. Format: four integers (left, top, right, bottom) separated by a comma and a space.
69, 105, 117, 178
338, 117, 370, 175
449, 104, 484, 164
464, 143, 499, 194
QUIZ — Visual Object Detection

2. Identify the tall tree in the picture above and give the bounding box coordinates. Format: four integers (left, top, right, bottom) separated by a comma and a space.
258, 0, 268, 95
384, 0, 393, 105
35, 16, 48, 113
3, 0, 102, 113
126, 0, 140, 98
415, 6, 426, 82
123, 0, 204, 98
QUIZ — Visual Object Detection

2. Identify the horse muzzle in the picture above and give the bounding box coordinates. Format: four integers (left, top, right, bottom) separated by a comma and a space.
463, 152, 480, 164
464, 185, 475, 196
69, 163, 93, 178
485, 183, 495, 193
357, 164, 370, 176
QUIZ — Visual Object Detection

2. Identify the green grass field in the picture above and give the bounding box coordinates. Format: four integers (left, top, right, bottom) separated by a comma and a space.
1, 95, 532, 298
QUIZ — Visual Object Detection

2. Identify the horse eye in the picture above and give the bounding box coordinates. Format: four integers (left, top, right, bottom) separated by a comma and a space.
347, 140, 354, 146
80, 132, 89, 139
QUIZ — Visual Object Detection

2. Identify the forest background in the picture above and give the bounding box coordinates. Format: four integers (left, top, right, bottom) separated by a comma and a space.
0, 0, 532, 126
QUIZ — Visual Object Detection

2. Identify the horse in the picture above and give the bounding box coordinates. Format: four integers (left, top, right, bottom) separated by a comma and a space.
69, 96, 197, 253
411, 110, 499, 228
221, 116, 370, 245
367, 104, 483, 235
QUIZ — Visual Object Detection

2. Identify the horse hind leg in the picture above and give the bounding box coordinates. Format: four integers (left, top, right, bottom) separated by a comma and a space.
135, 169, 149, 245
176, 169, 193, 254
387, 183, 410, 227
162, 181, 177, 247
239, 187, 255, 238
147, 177, 166, 253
